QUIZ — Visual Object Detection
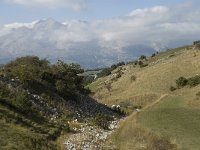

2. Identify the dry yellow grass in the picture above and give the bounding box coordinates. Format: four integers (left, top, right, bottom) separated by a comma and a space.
89, 46, 200, 150
90, 47, 200, 106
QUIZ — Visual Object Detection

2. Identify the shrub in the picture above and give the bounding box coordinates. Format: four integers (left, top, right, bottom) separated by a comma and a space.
147, 136, 177, 150
106, 83, 112, 92
139, 55, 147, 60
130, 75, 137, 82
138, 61, 148, 68
61, 123, 70, 132
151, 53, 156, 57
170, 86, 176, 91
193, 40, 200, 45
176, 77, 188, 87
111, 64, 117, 70
12, 88, 32, 112
196, 91, 200, 96
195, 43, 200, 50
133, 60, 138, 65
140, 64, 148, 68
187, 75, 200, 87
0, 82, 10, 98
138, 61, 143, 66
3, 57, 87, 100
55, 80, 66, 94
93, 114, 113, 129
116, 73, 122, 79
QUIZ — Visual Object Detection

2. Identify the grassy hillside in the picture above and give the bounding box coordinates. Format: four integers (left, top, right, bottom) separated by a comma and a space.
0, 56, 121, 150
0, 98, 60, 150
89, 45, 200, 149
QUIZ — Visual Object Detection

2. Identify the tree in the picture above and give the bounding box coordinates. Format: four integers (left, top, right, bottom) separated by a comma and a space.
139, 55, 147, 60
195, 43, 200, 50
151, 53, 156, 57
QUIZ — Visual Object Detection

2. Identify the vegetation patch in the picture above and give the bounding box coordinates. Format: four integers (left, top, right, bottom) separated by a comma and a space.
92, 113, 113, 130
138, 96, 200, 150
174, 75, 200, 90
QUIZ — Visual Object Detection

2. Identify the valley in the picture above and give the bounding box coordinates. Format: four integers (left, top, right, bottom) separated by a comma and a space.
0, 44, 200, 150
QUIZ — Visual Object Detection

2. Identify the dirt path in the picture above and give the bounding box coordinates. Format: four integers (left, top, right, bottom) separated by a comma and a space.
128, 94, 168, 119
63, 94, 168, 150
143, 94, 168, 109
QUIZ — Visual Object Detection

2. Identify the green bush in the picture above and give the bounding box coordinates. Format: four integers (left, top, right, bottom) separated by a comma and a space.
195, 43, 200, 50
176, 77, 188, 87
151, 53, 156, 57
0, 82, 10, 98
187, 75, 200, 87
61, 123, 70, 132
139, 55, 147, 60
193, 40, 200, 45
93, 114, 113, 130
12, 88, 32, 112
133, 60, 138, 65
3, 57, 87, 100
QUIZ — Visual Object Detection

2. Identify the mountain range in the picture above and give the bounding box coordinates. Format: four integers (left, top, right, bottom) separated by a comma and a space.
0, 18, 194, 68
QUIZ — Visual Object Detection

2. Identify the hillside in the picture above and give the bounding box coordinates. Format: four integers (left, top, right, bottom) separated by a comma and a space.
0, 56, 121, 150
89, 45, 200, 149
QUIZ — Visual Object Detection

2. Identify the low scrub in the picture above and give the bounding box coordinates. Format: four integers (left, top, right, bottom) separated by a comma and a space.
187, 75, 200, 87
147, 136, 177, 150
196, 91, 200, 97
176, 77, 188, 88
174, 75, 200, 89
170, 86, 176, 91
130, 75, 137, 82
92, 113, 113, 130
97, 62, 125, 78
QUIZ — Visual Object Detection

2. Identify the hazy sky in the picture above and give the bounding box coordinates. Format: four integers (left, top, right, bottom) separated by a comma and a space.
0, 0, 196, 24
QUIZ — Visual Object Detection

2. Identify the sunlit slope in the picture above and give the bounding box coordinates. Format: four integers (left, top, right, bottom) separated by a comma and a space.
89, 45, 200, 150
90, 46, 200, 106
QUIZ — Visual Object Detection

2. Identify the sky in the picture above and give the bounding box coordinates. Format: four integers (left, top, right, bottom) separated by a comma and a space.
0, 0, 197, 24
0, 0, 200, 68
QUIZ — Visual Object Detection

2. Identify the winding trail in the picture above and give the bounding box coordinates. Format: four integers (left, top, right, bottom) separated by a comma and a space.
63, 94, 168, 150
127, 94, 168, 121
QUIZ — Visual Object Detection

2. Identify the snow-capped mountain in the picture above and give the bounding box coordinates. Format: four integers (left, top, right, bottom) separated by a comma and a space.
0, 16, 197, 68
0, 18, 156, 68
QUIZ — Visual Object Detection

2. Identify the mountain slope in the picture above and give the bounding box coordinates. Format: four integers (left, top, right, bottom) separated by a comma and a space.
0, 56, 120, 150
89, 45, 200, 149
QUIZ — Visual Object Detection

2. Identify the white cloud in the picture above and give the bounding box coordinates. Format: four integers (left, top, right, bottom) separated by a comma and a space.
1, 4, 200, 67
128, 6, 169, 17
2, 4, 200, 47
7, 0, 87, 10
4, 20, 39, 29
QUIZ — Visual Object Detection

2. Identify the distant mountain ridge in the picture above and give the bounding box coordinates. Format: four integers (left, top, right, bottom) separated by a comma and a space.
0, 18, 179, 68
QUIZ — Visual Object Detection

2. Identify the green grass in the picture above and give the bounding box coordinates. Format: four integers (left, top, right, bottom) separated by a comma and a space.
0, 101, 59, 150
89, 45, 200, 149
138, 96, 200, 150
